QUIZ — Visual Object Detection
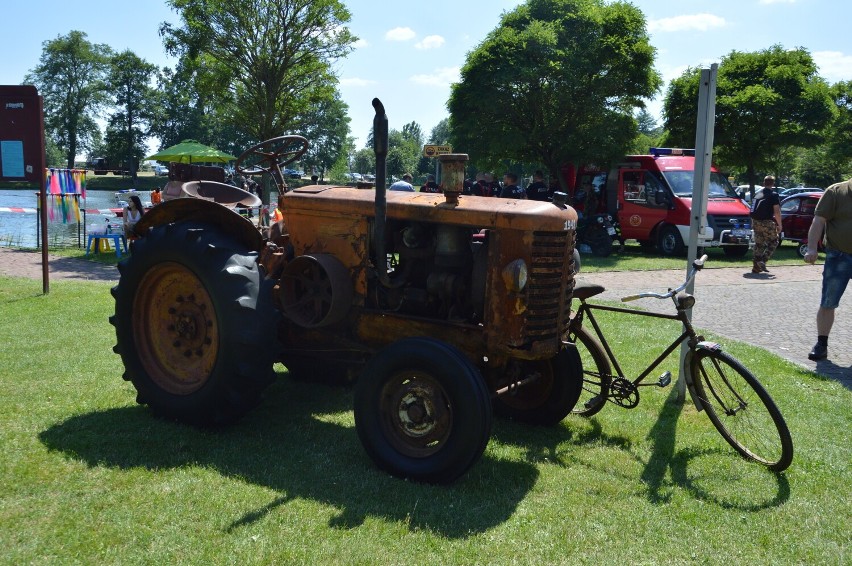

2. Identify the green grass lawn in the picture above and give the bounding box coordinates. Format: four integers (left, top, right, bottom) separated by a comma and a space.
1, 275, 849, 564
579, 239, 811, 272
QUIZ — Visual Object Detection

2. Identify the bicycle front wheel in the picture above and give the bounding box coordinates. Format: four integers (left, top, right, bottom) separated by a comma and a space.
691, 349, 793, 471
568, 325, 611, 417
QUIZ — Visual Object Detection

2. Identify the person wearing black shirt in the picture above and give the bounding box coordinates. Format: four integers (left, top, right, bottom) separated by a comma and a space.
420, 174, 441, 193
500, 172, 526, 199
526, 170, 549, 201
749, 175, 782, 273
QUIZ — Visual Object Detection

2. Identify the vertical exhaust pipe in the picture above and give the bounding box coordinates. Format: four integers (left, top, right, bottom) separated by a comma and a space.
372, 98, 396, 287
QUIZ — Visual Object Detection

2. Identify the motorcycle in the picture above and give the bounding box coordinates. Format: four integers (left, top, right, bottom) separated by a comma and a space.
576, 211, 619, 257
571, 187, 620, 257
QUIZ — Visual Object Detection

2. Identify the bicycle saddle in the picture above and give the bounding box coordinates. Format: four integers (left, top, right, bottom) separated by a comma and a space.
572, 280, 605, 300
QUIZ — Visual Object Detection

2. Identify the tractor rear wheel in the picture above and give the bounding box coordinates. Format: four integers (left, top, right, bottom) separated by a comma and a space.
110, 221, 278, 425
494, 346, 584, 425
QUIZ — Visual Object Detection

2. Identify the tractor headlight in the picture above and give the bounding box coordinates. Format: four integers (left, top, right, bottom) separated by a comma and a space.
502, 259, 528, 292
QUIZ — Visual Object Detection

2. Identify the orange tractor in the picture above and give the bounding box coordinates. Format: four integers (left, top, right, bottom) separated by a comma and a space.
111, 99, 582, 483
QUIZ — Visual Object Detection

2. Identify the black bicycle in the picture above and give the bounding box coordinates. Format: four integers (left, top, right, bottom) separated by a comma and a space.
568, 255, 793, 472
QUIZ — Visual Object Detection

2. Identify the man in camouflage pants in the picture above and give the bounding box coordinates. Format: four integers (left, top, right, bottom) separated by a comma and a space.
749, 175, 782, 273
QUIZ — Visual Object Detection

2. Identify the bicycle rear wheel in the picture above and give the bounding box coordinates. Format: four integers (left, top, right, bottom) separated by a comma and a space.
690, 349, 793, 471
568, 325, 611, 417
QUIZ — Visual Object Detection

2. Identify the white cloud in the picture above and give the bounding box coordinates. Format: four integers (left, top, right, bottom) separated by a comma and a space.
648, 13, 727, 33
385, 27, 416, 41
813, 50, 852, 83
353, 38, 369, 49
340, 77, 376, 87
415, 35, 445, 50
410, 67, 460, 87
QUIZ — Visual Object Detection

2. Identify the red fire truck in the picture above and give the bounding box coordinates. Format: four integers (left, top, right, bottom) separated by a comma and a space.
564, 148, 753, 256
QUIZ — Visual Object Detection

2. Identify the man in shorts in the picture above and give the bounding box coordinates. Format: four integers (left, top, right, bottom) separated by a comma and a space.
804, 178, 852, 361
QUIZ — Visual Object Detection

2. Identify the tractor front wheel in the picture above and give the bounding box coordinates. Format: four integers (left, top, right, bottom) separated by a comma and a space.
354, 337, 492, 483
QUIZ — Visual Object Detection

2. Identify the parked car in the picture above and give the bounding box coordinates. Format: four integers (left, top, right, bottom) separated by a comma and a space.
779, 187, 823, 199
153, 164, 169, 176
735, 184, 786, 205
780, 191, 825, 257
283, 168, 303, 179
344, 172, 363, 182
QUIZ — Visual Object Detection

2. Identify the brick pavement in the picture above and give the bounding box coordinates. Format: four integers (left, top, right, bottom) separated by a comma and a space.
1, 246, 849, 386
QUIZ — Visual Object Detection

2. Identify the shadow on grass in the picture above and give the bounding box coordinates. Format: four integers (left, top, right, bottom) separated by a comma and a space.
811, 359, 852, 391
644, 390, 789, 510
38, 377, 538, 539
493, 389, 789, 511
669, 446, 791, 511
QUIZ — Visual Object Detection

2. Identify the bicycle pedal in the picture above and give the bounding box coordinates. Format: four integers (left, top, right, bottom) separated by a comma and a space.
658, 371, 672, 387
584, 395, 603, 408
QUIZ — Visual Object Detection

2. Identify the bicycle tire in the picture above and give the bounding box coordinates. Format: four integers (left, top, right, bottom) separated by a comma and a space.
568, 325, 611, 417
690, 349, 793, 472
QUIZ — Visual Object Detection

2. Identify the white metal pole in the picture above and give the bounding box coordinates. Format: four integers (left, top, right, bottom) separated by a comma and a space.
678, 64, 717, 401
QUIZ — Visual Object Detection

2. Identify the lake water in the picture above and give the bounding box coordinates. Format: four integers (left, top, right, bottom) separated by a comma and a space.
0, 189, 151, 249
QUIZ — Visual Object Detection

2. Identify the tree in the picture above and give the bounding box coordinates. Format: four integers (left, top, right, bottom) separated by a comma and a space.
148, 57, 253, 158
148, 61, 209, 149
663, 45, 834, 192
161, 0, 356, 143
104, 50, 158, 178
822, 80, 852, 178
295, 86, 350, 179
329, 136, 356, 182
448, 0, 660, 185
24, 31, 111, 168
430, 118, 452, 145
387, 124, 423, 180
352, 148, 375, 178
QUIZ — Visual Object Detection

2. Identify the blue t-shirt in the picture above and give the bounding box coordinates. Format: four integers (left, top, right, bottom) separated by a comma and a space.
389, 181, 415, 191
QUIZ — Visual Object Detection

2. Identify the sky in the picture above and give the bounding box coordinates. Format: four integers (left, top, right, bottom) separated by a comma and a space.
2, 0, 851, 154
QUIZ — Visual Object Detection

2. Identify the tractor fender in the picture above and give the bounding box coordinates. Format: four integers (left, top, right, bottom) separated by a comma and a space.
682, 340, 722, 412
134, 198, 264, 252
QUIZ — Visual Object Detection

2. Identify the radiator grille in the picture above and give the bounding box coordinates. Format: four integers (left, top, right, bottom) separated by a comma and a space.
525, 231, 575, 340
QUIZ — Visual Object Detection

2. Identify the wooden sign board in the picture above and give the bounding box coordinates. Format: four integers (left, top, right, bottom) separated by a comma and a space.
0, 85, 45, 183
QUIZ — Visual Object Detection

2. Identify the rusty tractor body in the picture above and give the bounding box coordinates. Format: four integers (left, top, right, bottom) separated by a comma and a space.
111, 100, 581, 483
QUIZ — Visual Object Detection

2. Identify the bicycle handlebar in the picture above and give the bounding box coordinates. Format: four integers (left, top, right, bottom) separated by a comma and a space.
621, 254, 709, 302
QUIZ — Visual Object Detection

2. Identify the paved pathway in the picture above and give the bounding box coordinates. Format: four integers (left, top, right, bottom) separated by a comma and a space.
0, 246, 119, 282
1, 246, 848, 387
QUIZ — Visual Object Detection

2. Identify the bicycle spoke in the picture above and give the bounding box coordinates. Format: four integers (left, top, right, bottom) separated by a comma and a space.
692, 350, 792, 471
568, 326, 611, 417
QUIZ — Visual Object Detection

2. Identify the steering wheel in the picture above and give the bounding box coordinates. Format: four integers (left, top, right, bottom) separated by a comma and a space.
235, 135, 309, 192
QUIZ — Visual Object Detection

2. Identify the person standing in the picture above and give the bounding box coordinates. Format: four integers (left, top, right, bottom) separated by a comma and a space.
526, 170, 549, 201
471, 173, 493, 196
420, 174, 441, 193
499, 172, 526, 199
804, 178, 852, 361
390, 173, 415, 191
748, 175, 782, 273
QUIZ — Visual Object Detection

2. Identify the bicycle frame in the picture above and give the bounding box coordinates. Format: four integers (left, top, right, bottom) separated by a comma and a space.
566, 255, 794, 471
571, 300, 699, 390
